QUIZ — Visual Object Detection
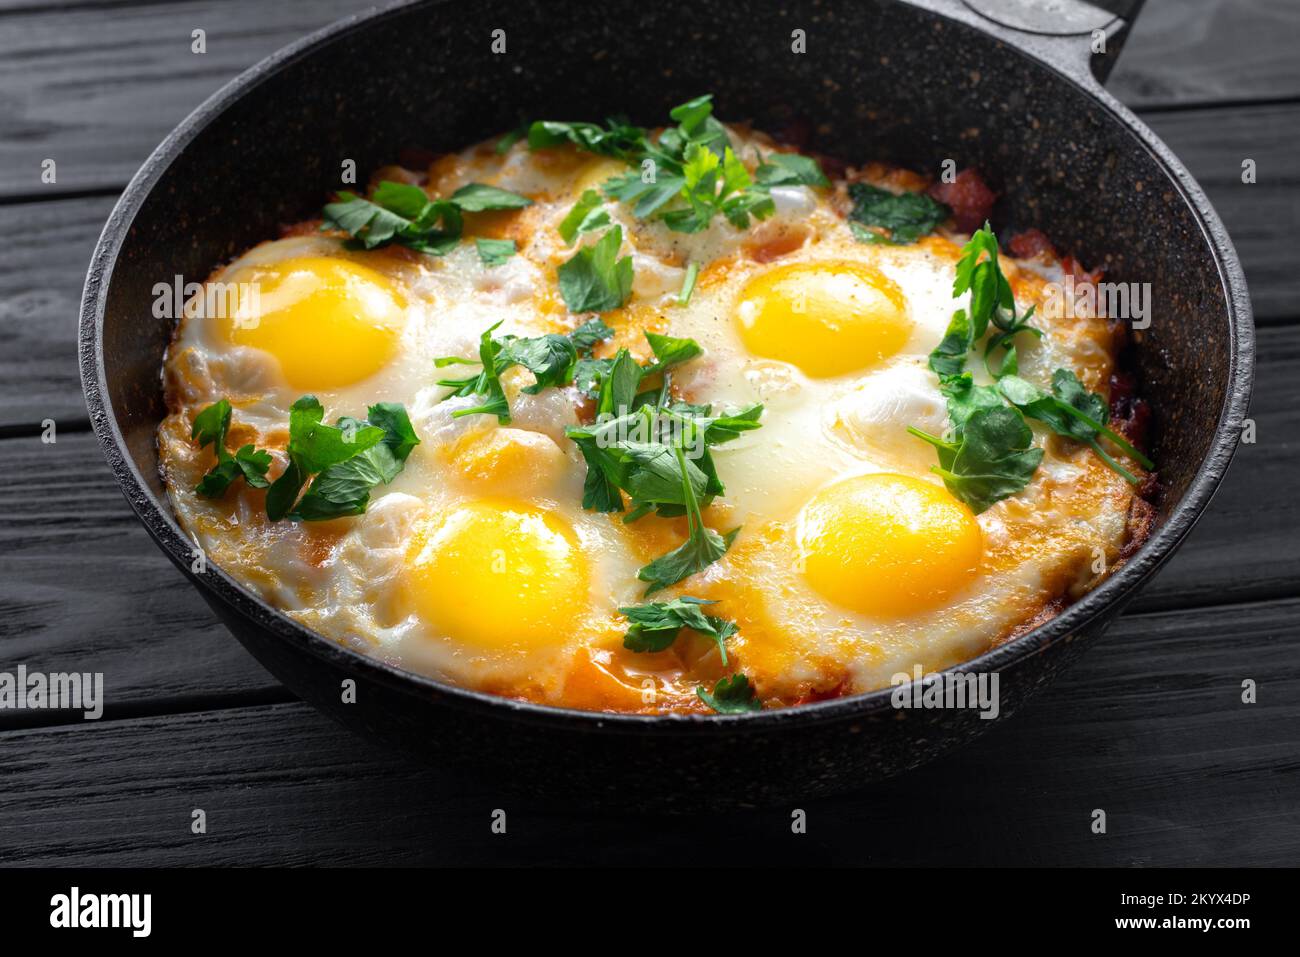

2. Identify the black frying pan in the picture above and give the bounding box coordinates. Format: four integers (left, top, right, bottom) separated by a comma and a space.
80, 0, 1253, 808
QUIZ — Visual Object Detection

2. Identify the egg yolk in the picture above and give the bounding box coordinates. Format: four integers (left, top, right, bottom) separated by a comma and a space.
797, 473, 982, 617
441, 427, 567, 496
222, 256, 405, 390
405, 500, 588, 651
735, 260, 912, 377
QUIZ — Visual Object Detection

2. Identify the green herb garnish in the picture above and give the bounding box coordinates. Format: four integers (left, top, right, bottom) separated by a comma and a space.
191, 399, 272, 498
556, 225, 634, 313
562, 333, 759, 591
659, 142, 775, 233
848, 183, 949, 245
475, 237, 516, 267
530, 94, 826, 234
434, 321, 580, 422
322, 180, 532, 257
908, 407, 1044, 514
755, 153, 831, 188
636, 444, 740, 595
620, 596, 738, 664
264, 396, 419, 522
999, 370, 1154, 484
913, 224, 1150, 500
569, 317, 615, 352
697, 673, 762, 714
678, 261, 700, 305
558, 189, 613, 244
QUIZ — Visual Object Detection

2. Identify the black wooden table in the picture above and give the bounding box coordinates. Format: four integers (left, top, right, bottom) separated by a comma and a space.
1, 0, 1296, 867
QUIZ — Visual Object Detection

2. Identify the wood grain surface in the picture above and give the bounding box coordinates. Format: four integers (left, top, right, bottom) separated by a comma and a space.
2, 596, 1294, 866
0, 0, 1295, 867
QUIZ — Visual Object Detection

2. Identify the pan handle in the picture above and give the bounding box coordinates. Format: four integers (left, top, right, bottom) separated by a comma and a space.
959, 0, 1145, 86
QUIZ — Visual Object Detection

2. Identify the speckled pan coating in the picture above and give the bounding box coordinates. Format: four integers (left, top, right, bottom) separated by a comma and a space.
81, 0, 1252, 809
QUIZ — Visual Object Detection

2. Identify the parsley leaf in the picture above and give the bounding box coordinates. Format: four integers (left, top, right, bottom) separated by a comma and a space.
928, 309, 973, 379
558, 189, 612, 244
475, 237, 516, 267
953, 223, 1014, 339
475, 237, 514, 267
620, 596, 738, 664
494, 125, 527, 154
569, 318, 615, 352
192, 399, 274, 498
938, 373, 1005, 438
637, 446, 740, 595
557, 225, 634, 313
697, 673, 762, 714
529, 95, 825, 235
564, 333, 758, 526
265, 396, 419, 521
941, 225, 1038, 379
908, 407, 1044, 514
848, 183, 949, 245
502, 335, 580, 394
448, 183, 533, 212
322, 180, 531, 256
678, 261, 700, 305
434, 321, 579, 422
755, 153, 830, 187
643, 331, 703, 377
999, 370, 1153, 483
661, 143, 775, 233
527, 117, 647, 161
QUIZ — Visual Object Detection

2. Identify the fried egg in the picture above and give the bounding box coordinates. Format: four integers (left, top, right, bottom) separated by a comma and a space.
158, 116, 1147, 714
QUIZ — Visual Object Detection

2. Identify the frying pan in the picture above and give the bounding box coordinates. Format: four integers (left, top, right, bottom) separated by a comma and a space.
80, 0, 1253, 808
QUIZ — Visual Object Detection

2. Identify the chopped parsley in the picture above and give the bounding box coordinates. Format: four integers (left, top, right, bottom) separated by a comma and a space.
264, 396, 419, 522
434, 321, 579, 422
558, 189, 612, 244
911, 224, 1152, 509
556, 225, 634, 313
475, 237, 516, 267
322, 180, 532, 257
191, 399, 272, 498
569, 317, 615, 352
697, 673, 762, 714
528, 94, 827, 235
999, 370, 1154, 484
620, 596, 738, 664
908, 407, 1044, 514
527, 116, 647, 161
563, 333, 761, 593
848, 183, 949, 245
659, 142, 775, 233
678, 261, 700, 305
755, 153, 831, 188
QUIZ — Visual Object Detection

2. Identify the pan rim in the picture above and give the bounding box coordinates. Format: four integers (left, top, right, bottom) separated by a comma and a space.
79, 0, 1255, 734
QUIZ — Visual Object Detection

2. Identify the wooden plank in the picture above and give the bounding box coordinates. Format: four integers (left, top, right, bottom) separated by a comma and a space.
0, 194, 114, 432
1108, 0, 1300, 109
1142, 104, 1300, 323
0, 432, 287, 719
0, 0, 374, 197
1, 100, 1294, 431
1, 595, 1294, 866
1129, 322, 1300, 612
0, 0, 1295, 200
0, 350, 1294, 729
